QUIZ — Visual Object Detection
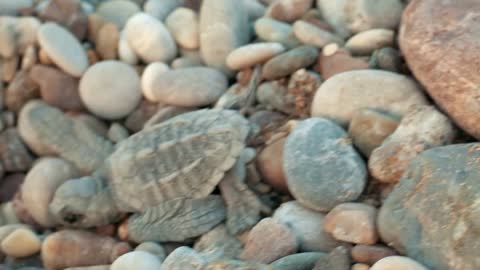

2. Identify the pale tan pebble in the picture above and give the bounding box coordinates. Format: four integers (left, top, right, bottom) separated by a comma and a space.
21, 157, 82, 227
144, 0, 184, 21
165, 7, 199, 50
38, 48, 54, 65
141, 62, 170, 100
79, 60, 142, 120
345, 29, 395, 55
0, 202, 21, 225
0, 224, 31, 243
265, 0, 313, 23
96, 23, 119, 60
2, 56, 19, 82
370, 256, 428, 270
110, 251, 162, 270
0, 23, 17, 58
171, 56, 204, 69
96, 0, 140, 29
118, 31, 138, 65
37, 22, 89, 77
107, 123, 129, 143
124, 13, 177, 63
15, 17, 41, 54
244, 0, 266, 21
65, 266, 110, 270
324, 203, 378, 245
134, 242, 166, 262
226, 42, 285, 70
21, 45, 37, 70
352, 263, 370, 270
1, 227, 41, 258
293, 20, 344, 48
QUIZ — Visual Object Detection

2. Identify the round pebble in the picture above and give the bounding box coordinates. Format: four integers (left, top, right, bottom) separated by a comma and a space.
311, 70, 429, 126
37, 22, 89, 77
370, 256, 428, 270
293, 20, 344, 48
110, 251, 162, 270
283, 118, 367, 211
226, 42, 285, 70
345, 29, 395, 55
96, 0, 140, 29
165, 7, 199, 50
1, 228, 41, 258
79, 60, 142, 119
124, 13, 177, 63
262, 45, 318, 80
141, 67, 227, 107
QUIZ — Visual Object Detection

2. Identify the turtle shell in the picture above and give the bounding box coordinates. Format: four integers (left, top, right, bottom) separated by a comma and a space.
106, 108, 250, 212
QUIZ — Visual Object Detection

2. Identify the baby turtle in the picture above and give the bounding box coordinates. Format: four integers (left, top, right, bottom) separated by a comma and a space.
49, 108, 264, 242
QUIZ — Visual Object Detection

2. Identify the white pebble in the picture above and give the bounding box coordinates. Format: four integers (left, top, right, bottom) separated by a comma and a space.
111, 251, 162, 270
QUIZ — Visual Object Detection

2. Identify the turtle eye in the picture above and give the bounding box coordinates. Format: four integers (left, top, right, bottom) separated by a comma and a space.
62, 211, 84, 224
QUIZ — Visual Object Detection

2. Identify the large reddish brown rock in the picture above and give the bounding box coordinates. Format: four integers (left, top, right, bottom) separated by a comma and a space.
399, 0, 480, 139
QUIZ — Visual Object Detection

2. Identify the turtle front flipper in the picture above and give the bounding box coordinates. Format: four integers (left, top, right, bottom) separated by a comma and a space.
125, 196, 226, 243
219, 151, 264, 235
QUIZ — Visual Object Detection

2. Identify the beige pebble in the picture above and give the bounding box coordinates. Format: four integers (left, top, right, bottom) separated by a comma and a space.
124, 13, 177, 63
0, 224, 31, 242
226, 42, 285, 70
165, 7, 199, 50
293, 20, 344, 48
21, 45, 36, 70
370, 256, 428, 270
111, 251, 162, 270
346, 29, 395, 55
352, 263, 370, 270
1, 227, 41, 258
96, 23, 119, 60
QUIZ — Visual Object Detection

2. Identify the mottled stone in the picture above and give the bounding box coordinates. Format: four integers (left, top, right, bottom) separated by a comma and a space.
284, 118, 367, 211
262, 45, 318, 80
194, 224, 243, 260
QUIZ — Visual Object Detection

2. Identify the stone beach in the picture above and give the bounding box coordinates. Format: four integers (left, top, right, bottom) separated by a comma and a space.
0, 0, 478, 270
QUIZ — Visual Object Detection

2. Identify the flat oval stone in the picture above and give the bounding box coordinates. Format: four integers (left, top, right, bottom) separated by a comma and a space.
293, 20, 344, 48
262, 45, 318, 80
141, 67, 227, 107
316, 0, 404, 38
399, 0, 480, 140
79, 60, 142, 119
37, 22, 89, 77
284, 118, 367, 211
124, 13, 177, 63
96, 0, 140, 28
226, 42, 285, 70
378, 144, 480, 269
311, 70, 429, 126
345, 29, 394, 55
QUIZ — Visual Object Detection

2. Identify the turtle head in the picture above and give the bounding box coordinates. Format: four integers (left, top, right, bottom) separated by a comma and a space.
50, 176, 120, 228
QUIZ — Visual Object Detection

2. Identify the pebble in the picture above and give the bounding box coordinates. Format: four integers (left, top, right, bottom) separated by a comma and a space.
21, 157, 81, 227
124, 13, 177, 63
256, 138, 288, 193
378, 144, 480, 269
134, 242, 166, 262
369, 47, 402, 73
271, 252, 327, 270
142, 67, 227, 107
0, 174, 24, 203
194, 224, 243, 260
351, 245, 397, 265
110, 251, 162, 270
117, 31, 138, 65
352, 264, 370, 270
399, 0, 480, 140
200, 0, 250, 75
324, 203, 378, 245
38, 0, 88, 40
254, 17, 300, 49
240, 218, 298, 263
0, 23, 17, 58
37, 22, 89, 77
244, 0, 266, 21
107, 123, 129, 143
21, 45, 36, 71
0, 128, 34, 172
313, 246, 351, 270
370, 256, 428, 270
0, 0, 33, 16
256, 81, 290, 114
165, 7, 199, 50
143, 106, 193, 129
293, 20, 344, 48
348, 108, 400, 157
87, 13, 106, 44
273, 201, 345, 252
1, 228, 41, 258
345, 29, 395, 55
226, 42, 285, 70
79, 60, 142, 120
70, 113, 109, 137
265, 0, 313, 22
5, 70, 39, 113
283, 118, 367, 211
316, 0, 404, 38
171, 55, 204, 69
311, 70, 429, 127
96, 0, 140, 29
124, 100, 162, 132
144, 0, 184, 21
96, 23, 119, 60
315, 44, 369, 80
0, 16, 40, 55
369, 105, 456, 183
262, 45, 318, 80
29, 65, 84, 111
161, 246, 210, 270
42, 230, 131, 270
